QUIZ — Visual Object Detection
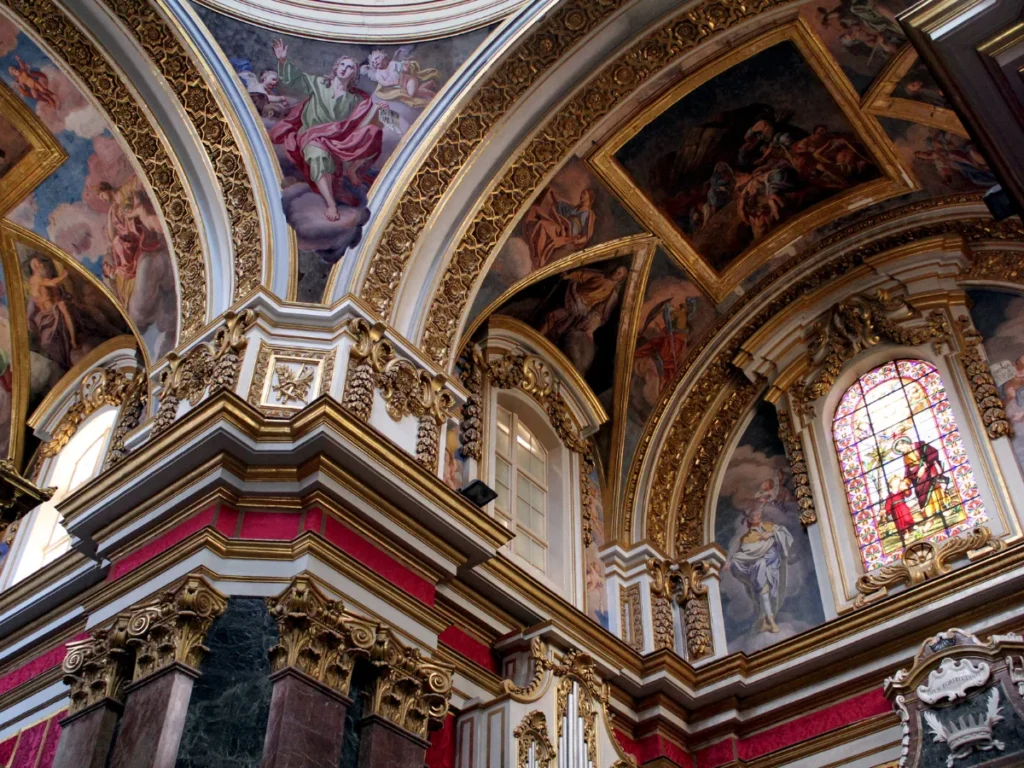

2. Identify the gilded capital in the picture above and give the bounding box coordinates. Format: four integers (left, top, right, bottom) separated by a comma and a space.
126, 575, 228, 681
366, 627, 454, 739
266, 576, 377, 697
62, 616, 133, 715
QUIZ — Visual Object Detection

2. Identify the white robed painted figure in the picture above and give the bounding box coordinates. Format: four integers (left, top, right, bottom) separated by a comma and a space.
725, 501, 794, 634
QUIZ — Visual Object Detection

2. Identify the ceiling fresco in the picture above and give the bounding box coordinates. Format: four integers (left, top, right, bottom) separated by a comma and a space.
0, 10, 176, 362
190, 2, 493, 303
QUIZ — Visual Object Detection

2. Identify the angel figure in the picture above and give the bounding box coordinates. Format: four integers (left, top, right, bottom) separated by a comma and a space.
361, 46, 442, 109
8, 56, 58, 110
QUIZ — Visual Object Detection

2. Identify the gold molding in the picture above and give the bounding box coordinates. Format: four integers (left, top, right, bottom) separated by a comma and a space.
514, 711, 555, 768
101, 0, 263, 304
2, 0, 207, 340
619, 583, 643, 653
957, 313, 1012, 440
357, 0, 635, 317
862, 45, 967, 137
0, 79, 66, 217
648, 557, 713, 659
590, 20, 911, 304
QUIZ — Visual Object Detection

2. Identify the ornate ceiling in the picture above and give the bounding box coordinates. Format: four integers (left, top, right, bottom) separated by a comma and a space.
0, 0, 1017, 556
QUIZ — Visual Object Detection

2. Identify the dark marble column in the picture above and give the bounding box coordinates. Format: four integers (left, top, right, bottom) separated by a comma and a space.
356, 715, 430, 768
261, 668, 350, 768
51, 701, 121, 768
109, 663, 197, 768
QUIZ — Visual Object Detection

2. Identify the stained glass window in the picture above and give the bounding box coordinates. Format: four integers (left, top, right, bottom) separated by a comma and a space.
832, 359, 987, 572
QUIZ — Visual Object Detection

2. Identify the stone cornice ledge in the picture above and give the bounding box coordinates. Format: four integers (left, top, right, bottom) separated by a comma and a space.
60, 391, 511, 566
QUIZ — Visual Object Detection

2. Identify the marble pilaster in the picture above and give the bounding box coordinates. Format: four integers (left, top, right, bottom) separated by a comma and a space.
109, 665, 196, 768
261, 669, 350, 768
356, 714, 431, 768
51, 701, 120, 768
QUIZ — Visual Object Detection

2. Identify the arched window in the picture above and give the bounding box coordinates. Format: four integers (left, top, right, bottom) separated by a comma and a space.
832, 359, 987, 572
494, 404, 548, 570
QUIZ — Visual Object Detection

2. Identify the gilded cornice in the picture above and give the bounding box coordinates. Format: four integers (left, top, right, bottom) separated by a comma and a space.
101, 0, 263, 304
628, 214, 1024, 552
1, 0, 208, 340
358, 0, 634, 317
417, 0, 799, 368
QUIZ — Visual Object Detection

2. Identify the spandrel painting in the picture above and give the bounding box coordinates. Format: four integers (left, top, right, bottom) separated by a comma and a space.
0, 12, 176, 359
966, 289, 1024, 482
13, 241, 130, 417
802, 0, 912, 93
832, 360, 987, 572
879, 118, 994, 195
892, 59, 949, 108
0, 256, 12, 462
583, 462, 609, 628
495, 255, 632, 409
467, 157, 643, 325
613, 41, 881, 274
191, 4, 491, 302
715, 402, 824, 655
619, 249, 715, 495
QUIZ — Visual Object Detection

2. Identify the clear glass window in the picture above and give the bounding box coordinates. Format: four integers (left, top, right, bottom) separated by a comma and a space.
832, 359, 987, 572
495, 405, 548, 570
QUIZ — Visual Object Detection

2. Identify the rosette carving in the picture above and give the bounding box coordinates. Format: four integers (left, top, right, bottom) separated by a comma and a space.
266, 576, 377, 696
62, 616, 133, 714
126, 575, 227, 681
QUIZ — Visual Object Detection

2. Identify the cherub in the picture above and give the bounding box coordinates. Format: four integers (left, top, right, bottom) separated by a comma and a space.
8, 56, 58, 110
360, 45, 442, 109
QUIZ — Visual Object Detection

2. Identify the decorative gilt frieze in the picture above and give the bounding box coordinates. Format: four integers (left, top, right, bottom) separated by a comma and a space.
515, 711, 555, 768
957, 315, 1011, 440
266, 576, 377, 696
964, 248, 1024, 283
855, 526, 1004, 607
790, 291, 951, 410
153, 310, 257, 436
776, 410, 816, 527
343, 319, 455, 469
247, 342, 336, 418
39, 367, 140, 460
1, 0, 207, 338
359, 0, 632, 318
648, 557, 713, 659
62, 616, 133, 715
100, 0, 263, 303
125, 576, 227, 681
103, 376, 148, 470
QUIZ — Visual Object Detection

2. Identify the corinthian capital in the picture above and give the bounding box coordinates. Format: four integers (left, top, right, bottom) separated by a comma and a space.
62, 615, 133, 715
265, 576, 377, 697
126, 575, 227, 681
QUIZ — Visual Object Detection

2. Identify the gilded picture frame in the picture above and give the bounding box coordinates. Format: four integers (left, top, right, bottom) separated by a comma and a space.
0, 80, 66, 218
589, 20, 912, 304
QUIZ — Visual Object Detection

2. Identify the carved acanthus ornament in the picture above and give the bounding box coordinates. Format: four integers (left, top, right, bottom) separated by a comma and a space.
648, 558, 713, 659
266, 576, 378, 696
1, 0, 207, 338
963, 248, 1024, 283
855, 526, 1004, 607
776, 410, 816, 526
619, 584, 643, 653
39, 367, 140, 459
343, 320, 455, 469
62, 616, 133, 715
103, 376, 148, 470
957, 315, 1011, 440
100, 0, 263, 303
366, 634, 455, 740
125, 575, 228, 680
153, 310, 257, 436
791, 291, 951, 410
0, 460, 54, 524
457, 349, 484, 462
515, 711, 555, 768
62, 575, 226, 712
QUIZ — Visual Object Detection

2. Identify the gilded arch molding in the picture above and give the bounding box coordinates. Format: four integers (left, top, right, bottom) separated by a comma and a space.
100, 0, 263, 305
415, 0, 799, 369
638, 217, 1024, 556
356, 0, 635, 318
2, 0, 207, 341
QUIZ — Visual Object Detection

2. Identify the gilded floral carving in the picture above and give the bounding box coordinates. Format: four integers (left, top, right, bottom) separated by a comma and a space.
958, 315, 1011, 440
39, 367, 140, 460
776, 410, 816, 527
648, 557, 713, 659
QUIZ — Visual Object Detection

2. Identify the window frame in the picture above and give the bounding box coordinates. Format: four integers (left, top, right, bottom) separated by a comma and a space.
494, 403, 550, 572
